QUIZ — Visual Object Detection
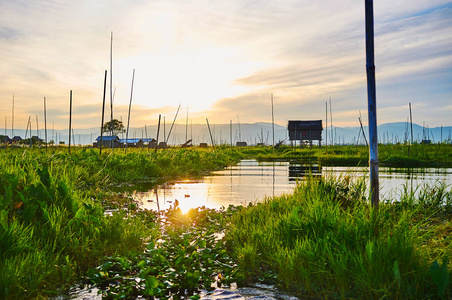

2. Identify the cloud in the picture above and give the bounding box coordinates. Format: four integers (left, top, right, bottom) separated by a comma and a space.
0, 0, 451, 130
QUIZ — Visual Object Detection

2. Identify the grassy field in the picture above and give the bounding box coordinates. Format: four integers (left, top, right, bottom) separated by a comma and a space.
236, 143, 452, 167
0, 147, 240, 299
0, 145, 450, 299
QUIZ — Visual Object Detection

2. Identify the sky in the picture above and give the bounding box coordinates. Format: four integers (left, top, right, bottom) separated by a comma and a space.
0, 0, 451, 131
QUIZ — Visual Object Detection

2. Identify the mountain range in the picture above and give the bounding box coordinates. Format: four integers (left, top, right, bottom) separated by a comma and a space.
1, 122, 451, 146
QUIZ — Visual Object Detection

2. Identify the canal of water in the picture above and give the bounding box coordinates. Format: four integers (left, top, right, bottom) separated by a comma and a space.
132, 159, 452, 213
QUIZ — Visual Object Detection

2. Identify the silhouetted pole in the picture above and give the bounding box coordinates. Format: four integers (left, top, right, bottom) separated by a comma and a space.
409, 102, 413, 144
44, 97, 47, 151
358, 115, 368, 147
125, 69, 135, 152
68, 90, 72, 154
325, 101, 328, 148
155, 114, 161, 153
12, 95, 14, 137
110, 31, 114, 150
271, 93, 275, 153
206, 118, 215, 148
166, 104, 181, 144
100, 70, 107, 155
365, 0, 379, 208
230, 120, 233, 147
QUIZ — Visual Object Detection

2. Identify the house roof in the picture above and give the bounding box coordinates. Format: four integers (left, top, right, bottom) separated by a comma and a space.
119, 139, 143, 144
288, 120, 323, 130
96, 135, 119, 141
142, 138, 156, 143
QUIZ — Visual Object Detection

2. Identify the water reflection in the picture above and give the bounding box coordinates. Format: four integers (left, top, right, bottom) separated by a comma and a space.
132, 160, 452, 213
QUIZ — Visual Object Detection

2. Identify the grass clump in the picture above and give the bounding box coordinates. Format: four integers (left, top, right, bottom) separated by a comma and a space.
226, 176, 451, 299
0, 147, 241, 299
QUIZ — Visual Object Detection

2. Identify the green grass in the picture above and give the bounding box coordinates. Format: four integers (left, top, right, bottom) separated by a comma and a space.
0, 147, 241, 299
236, 143, 452, 167
0, 145, 450, 299
226, 176, 451, 299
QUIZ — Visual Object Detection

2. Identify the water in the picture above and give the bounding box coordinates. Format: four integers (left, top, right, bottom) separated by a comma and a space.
133, 160, 452, 213
69, 160, 451, 299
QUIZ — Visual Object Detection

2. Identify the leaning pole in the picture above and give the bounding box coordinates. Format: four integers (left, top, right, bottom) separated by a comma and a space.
365, 0, 379, 208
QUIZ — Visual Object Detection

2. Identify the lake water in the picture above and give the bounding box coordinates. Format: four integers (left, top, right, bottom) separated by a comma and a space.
132, 160, 452, 213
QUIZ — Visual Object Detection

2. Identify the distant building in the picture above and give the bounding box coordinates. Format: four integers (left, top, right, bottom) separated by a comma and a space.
119, 138, 144, 148
236, 142, 247, 147
0, 135, 11, 144
288, 120, 323, 146
142, 138, 156, 148
11, 136, 23, 143
31, 136, 43, 144
94, 135, 121, 148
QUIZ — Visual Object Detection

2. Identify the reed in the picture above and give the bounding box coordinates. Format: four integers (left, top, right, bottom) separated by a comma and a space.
226, 175, 451, 299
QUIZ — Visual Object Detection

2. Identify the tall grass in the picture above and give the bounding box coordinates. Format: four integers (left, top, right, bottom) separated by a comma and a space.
238, 143, 452, 167
0, 147, 240, 299
226, 176, 451, 299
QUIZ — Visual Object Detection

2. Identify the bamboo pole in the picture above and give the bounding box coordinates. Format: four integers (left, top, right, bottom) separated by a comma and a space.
358, 116, 368, 147
230, 120, 232, 147
36, 115, 39, 140
206, 118, 215, 148
25, 116, 31, 139
12, 95, 14, 137
100, 70, 107, 155
125, 69, 136, 152
325, 101, 328, 149
69, 90, 72, 154
155, 114, 161, 153
329, 97, 333, 145
185, 107, 188, 142
110, 31, 114, 150
409, 102, 413, 144
365, 0, 379, 208
44, 97, 47, 150
166, 104, 181, 144
271, 93, 275, 153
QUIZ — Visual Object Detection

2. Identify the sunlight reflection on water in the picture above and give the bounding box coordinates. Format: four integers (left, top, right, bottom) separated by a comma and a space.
132, 160, 452, 213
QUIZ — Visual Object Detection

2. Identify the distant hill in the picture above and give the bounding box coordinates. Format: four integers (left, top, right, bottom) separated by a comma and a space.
1, 122, 450, 146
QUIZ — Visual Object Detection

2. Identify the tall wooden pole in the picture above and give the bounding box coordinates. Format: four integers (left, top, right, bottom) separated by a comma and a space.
69, 90, 72, 154
230, 120, 233, 147
44, 97, 47, 150
125, 69, 135, 152
271, 93, 275, 153
365, 0, 379, 208
166, 104, 181, 144
36, 115, 39, 140
206, 118, 215, 148
358, 116, 369, 147
110, 31, 114, 149
12, 95, 14, 137
155, 114, 161, 153
185, 107, 188, 142
100, 70, 107, 155
325, 101, 328, 148
409, 102, 413, 144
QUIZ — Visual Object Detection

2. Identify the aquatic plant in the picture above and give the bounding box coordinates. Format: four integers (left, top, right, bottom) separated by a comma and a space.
226, 175, 451, 299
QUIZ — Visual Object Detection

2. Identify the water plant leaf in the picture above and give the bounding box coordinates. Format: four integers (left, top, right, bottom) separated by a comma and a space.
147, 275, 160, 289
429, 257, 449, 299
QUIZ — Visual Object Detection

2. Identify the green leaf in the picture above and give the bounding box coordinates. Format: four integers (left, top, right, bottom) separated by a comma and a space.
429, 257, 449, 299
147, 275, 160, 289
0, 210, 8, 230
393, 260, 401, 288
